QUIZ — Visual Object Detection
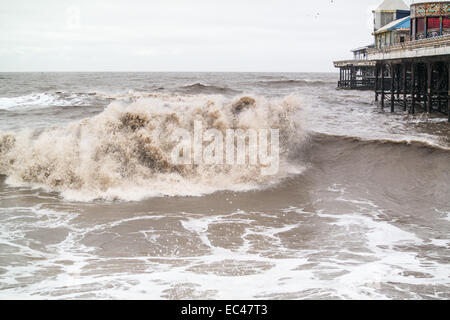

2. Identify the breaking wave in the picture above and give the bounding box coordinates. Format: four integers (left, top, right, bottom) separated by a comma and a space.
0, 94, 306, 201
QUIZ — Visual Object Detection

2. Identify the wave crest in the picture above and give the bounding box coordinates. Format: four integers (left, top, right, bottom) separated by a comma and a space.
179, 83, 241, 95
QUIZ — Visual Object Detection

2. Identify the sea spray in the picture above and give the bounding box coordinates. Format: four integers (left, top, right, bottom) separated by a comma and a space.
0, 94, 307, 201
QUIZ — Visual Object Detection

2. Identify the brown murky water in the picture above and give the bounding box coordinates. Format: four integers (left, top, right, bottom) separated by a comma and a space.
0, 73, 449, 299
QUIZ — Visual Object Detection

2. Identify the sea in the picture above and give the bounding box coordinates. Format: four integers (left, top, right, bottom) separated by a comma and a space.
0, 72, 449, 299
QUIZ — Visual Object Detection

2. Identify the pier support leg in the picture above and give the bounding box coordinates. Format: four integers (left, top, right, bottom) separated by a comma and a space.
403, 63, 407, 111
448, 63, 450, 122
345, 68, 348, 88
381, 64, 385, 109
418, 65, 423, 111
411, 63, 416, 115
345, 68, 347, 88
350, 66, 355, 89
390, 63, 395, 113
348, 68, 350, 88
439, 63, 444, 113
437, 63, 441, 113
427, 63, 432, 114
421, 65, 426, 112
375, 64, 379, 102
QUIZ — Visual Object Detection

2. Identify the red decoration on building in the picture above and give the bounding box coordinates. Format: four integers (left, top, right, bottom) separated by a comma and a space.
417, 18, 425, 33
428, 17, 441, 29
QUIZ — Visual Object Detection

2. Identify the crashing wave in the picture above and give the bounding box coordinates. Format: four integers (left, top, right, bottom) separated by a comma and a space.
0, 94, 307, 201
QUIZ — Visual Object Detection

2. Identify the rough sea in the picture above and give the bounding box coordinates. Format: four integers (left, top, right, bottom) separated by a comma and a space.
0, 72, 449, 299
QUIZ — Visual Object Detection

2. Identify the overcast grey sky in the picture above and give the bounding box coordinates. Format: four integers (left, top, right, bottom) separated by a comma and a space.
0, 0, 415, 72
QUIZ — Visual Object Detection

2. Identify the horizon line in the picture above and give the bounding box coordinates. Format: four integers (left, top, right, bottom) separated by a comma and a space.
0, 70, 338, 73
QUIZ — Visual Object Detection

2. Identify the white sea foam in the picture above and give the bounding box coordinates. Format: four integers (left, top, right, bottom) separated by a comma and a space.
1, 202, 448, 300
0, 92, 92, 110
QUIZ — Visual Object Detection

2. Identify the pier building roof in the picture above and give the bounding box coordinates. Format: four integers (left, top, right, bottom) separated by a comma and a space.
375, 16, 410, 34
375, 0, 409, 12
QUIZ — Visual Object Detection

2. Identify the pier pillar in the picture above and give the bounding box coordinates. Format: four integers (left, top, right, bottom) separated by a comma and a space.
390, 63, 395, 113
381, 63, 385, 109
345, 68, 348, 88
403, 63, 407, 111
411, 63, 416, 114
350, 66, 355, 89
421, 65, 426, 112
347, 68, 350, 88
344, 68, 347, 88
348, 67, 351, 88
427, 63, 432, 114
349, 67, 351, 89
448, 63, 450, 122
438, 63, 443, 113
342, 68, 347, 88
417, 65, 423, 111
375, 64, 379, 101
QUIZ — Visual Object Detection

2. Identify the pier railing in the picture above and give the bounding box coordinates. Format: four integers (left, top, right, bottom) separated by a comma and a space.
333, 60, 376, 68
338, 79, 377, 90
367, 34, 450, 60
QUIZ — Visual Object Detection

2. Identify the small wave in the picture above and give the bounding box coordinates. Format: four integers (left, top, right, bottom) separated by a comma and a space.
179, 83, 241, 95
311, 132, 450, 152
0, 92, 95, 110
257, 79, 335, 88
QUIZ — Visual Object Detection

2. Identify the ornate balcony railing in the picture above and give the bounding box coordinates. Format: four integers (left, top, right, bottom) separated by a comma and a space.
367, 34, 450, 60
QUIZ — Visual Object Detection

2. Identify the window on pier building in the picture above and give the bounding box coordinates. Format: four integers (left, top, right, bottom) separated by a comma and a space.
443, 16, 450, 30
417, 18, 425, 33
380, 12, 395, 29
428, 17, 440, 30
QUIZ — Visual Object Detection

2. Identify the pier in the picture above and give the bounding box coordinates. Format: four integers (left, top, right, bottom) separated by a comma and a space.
370, 34, 450, 121
333, 0, 450, 121
334, 47, 376, 90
